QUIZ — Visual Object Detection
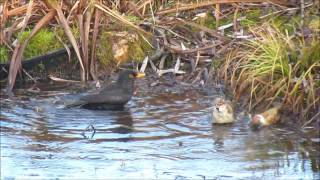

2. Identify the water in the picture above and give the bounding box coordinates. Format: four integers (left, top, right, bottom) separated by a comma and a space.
1, 81, 319, 179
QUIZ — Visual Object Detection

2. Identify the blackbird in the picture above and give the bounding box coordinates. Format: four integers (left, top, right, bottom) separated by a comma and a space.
65, 70, 145, 110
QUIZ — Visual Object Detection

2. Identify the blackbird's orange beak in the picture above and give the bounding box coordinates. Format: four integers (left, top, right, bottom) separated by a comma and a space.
135, 72, 145, 78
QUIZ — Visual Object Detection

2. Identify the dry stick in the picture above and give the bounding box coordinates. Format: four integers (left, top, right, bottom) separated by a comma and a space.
54, 29, 71, 62
22, 68, 36, 83
8, 0, 33, 92
156, 0, 290, 15
215, 3, 220, 29
66, 0, 80, 22
191, 68, 204, 84
140, 56, 149, 72
137, 0, 151, 12
194, 51, 200, 71
155, 25, 193, 43
6, 4, 30, 17
259, 3, 313, 19
159, 54, 168, 70
77, 14, 85, 78
176, 18, 227, 41
300, 0, 304, 26
233, 3, 239, 32
48, 75, 81, 83
50, 1, 85, 81
166, 43, 222, 54
302, 112, 320, 129
95, 3, 153, 48
1, 17, 20, 46
1, 1, 9, 27
90, 9, 102, 81
94, 3, 151, 36
83, 6, 93, 80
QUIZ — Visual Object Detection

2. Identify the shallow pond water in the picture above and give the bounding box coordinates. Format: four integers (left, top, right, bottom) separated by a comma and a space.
1, 81, 319, 179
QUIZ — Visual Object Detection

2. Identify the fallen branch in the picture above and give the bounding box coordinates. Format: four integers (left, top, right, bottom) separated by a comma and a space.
156, 0, 291, 15
48, 75, 81, 83
176, 18, 227, 40
165, 43, 222, 54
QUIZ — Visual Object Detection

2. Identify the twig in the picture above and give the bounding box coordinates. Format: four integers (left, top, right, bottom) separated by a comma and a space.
22, 68, 36, 83
300, 0, 304, 26
155, 25, 193, 43
233, 3, 240, 32
156, 0, 290, 15
215, 4, 221, 29
302, 112, 320, 129
140, 56, 149, 72
157, 69, 186, 76
48, 75, 81, 83
259, 3, 313, 19
159, 54, 168, 70
176, 18, 227, 40
166, 43, 222, 54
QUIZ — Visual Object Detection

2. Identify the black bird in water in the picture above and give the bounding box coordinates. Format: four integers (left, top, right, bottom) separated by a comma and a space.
64, 70, 145, 110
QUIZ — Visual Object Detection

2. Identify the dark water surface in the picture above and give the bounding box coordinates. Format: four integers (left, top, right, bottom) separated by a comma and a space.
1, 81, 319, 179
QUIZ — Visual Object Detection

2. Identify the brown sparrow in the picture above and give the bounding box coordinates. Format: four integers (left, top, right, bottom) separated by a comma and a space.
250, 106, 281, 128
211, 97, 235, 124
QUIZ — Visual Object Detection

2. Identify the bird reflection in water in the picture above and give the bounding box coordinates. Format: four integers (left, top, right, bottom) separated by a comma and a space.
82, 110, 134, 141
111, 110, 133, 134
211, 124, 233, 149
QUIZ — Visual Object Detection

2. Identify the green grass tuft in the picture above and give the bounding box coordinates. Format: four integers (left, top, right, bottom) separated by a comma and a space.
0, 46, 9, 63
21, 28, 63, 59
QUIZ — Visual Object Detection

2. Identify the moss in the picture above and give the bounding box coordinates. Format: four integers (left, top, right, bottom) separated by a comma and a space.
270, 15, 300, 34
128, 36, 152, 62
240, 9, 262, 27
300, 38, 320, 71
97, 31, 152, 67
20, 28, 63, 59
126, 14, 141, 23
0, 46, 9, 63
308, 16, 320, 32
96, 32, 115, 66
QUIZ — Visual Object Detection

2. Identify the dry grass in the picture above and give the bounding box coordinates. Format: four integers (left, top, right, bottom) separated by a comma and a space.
220, 24, 320, 120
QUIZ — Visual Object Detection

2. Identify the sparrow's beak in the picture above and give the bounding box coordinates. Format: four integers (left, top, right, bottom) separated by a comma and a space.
249, 114, 262, 130
135, 72, 145, 78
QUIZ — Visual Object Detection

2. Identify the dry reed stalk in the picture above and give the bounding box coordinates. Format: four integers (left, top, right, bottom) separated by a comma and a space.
47, 0, 85, 81
90, 9, 102, 81
95, 3, 151, 36
83, 4, 93, 80
8, 8, 56, 92
215, 3, 220, 28
8, 0, 34, 92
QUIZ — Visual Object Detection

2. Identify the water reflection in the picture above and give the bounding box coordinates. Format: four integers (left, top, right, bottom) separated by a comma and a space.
0, 82, 319, 179
111, 110, 133, 134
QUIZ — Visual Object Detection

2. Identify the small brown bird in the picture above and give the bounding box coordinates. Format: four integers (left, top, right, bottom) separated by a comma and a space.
211, 97, 235, 124
250, 106, 281, 128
